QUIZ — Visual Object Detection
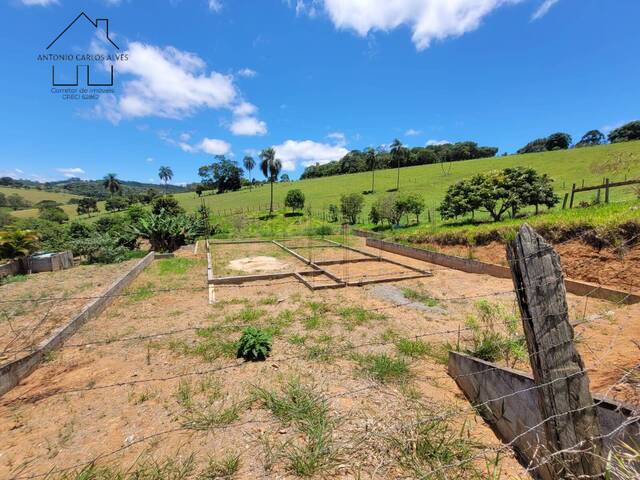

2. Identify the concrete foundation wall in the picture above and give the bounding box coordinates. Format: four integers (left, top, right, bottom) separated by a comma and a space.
0, 259, 21, 278
448, 352, 640, 479
0, 252, 155, 397
367, 238, 640, 304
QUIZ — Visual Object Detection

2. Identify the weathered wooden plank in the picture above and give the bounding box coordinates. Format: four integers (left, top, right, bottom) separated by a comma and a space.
507, 224, 605, 478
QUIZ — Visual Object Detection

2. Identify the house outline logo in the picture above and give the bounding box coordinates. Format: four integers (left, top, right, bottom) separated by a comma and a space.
45, 12, 122, 88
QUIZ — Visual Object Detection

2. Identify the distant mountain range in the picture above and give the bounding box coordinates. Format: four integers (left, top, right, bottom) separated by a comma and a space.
0, 177, 190, 199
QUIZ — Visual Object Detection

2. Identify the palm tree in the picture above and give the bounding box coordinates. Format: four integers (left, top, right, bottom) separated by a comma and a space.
103, 173, 121, 196
0, 229, 39, 259
243, 155, 255, 190
365, 147, 377, 193
259, 147, 282, 216
158, 166, 173, 194
390, 139, 405, 191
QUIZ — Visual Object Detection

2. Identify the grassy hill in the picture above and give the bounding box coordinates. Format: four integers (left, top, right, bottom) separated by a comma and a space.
175, 141, 640, 219
0, 186, 81, 205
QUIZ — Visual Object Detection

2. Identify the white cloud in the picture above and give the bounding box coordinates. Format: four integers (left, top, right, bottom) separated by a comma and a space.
295, 0, 523, 50
96, 42, 237, 122
0, 169, 25, 179
198, 138, 231, 155
56, 167, 85, 178
233, 101, 258, 116
327, 132, 347, 146
426, 139, 451, 146
208, 0, 223, 12
146, 157, 154, 163
20, 0, 58, 5
272, 140, 349, 171
237, 68, 257, 78
405, 128, 421, 136
230, 117, 268, 136
532, 0, 559, 21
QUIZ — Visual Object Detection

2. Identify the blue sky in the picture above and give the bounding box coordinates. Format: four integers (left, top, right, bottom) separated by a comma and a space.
0, 0, 638, 185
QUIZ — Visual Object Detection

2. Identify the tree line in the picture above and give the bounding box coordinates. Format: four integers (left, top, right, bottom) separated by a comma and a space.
517, 121, 640, 154
300, 140, 499, 180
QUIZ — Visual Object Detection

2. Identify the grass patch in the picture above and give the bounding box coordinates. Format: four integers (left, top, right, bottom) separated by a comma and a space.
156, 257, 200, 276
402, 288, 439, 307
337, 306, 386, 330
255, 379, 340, 477
302, 301, 330, 330
0, 274, 28, 286
181, 403, 241, 431
201, 454, 241, 479
288, 334, 307, 345
258, 294, 279, 305
355, 353, 411, 384
127, 282, 156, 302
390, 414, 491, 480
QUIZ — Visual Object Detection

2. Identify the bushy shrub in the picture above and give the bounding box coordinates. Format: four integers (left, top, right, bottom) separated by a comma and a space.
67, 220, 94, 240
38, 206, 69, 224
340, 193, 364, 224
134, 211, 201, 252
0, 229, 39, 259
285, 189, 305, 212
70, 234, 128, 264
14, 218, 67, 252
327, 204, 339, 223
152, 196, 184, 216
465, 300, 526, 366
95, 214, 139, 249
236, 327, 272, 361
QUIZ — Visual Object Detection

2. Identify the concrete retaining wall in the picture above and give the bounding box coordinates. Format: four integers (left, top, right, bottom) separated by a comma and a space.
367, 238, 640, 304
0, 259, 21, 278
29, 251, 74, 273
0, 252, 155, 397
448, 352, 640, 479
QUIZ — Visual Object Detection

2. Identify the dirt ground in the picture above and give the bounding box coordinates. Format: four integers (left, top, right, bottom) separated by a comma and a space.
0, 259, 142, 365
0, 238, 637, 479
418, 240, 640, 294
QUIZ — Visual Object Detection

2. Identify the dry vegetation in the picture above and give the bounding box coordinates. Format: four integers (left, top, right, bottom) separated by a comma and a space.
0, 237, 638, 479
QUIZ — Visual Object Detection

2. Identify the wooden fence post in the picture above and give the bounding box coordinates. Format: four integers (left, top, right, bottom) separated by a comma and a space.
562, 193, 569, 210
506, 224, 605, 478
604, 178, 610, 204
569, 183, 576, 209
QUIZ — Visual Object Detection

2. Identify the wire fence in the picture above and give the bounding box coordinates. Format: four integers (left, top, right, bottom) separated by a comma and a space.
1, 226, 639, 478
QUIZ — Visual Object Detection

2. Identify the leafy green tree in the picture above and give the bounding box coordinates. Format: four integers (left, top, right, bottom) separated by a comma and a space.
397, 193, 425, 223
371, 195, 401, 226
199, 156, 244, 194
158, 166, 173, 194
545, 132, 572, 150
608, 121, 640, 143
284, 189, 305, 213
38, 206, 68, 224
103, 173, 121, 196
340, 193, 364, 224
576, 130, 605, 148
439, 167, 558, 222
76, 197, 98, 217
260, 147, 283, 216
152, 195, 184, 216
280, 173, 290, 182
105, 196, 129, 212
243, 155, 256, 190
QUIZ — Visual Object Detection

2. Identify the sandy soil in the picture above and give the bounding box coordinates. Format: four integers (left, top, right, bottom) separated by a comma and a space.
415, 240, 640, 294
228, 256, 290, 273
0, 259, 142, 365
0, 238, 637, 479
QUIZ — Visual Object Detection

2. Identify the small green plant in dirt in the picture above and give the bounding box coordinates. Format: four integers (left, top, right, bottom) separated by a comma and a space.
128, 282, 156, 302
255, 379, 340, 477
402, 287, 439, 307
237, 326, 272, 361
288, 333, 307, 345
181, 401, 242, 431
302, 301, 330, 330
258, 294, 279, 305
396, 339, 451, 365
389, 413, 490, 480
201, 454, 241, 479
170, 327, 238, 362
338, 306, 386, 330
355, 353, 411, 384
465, 300, 526, 366
47, 454, 198, 480
305, 344, 334, 362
